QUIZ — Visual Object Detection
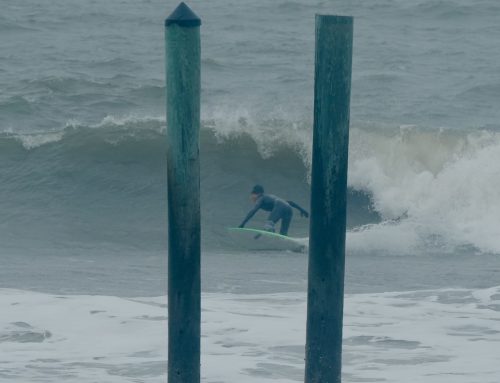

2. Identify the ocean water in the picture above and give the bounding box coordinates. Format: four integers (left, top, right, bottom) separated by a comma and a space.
1, 0, 500, 381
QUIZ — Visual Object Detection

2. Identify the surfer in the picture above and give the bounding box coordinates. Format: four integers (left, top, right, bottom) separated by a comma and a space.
238, 184, 309, 236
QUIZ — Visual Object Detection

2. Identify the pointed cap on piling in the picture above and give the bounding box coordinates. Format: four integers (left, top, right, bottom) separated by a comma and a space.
165, 2, 201, 27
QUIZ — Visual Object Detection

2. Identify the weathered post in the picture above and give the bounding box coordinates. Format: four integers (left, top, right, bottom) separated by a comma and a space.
165, 3, 201, 383
305, 15, 353, 383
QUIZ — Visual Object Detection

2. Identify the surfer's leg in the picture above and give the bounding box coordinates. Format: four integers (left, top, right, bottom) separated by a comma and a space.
279, 207, 293, 236
266, 206, 282, 233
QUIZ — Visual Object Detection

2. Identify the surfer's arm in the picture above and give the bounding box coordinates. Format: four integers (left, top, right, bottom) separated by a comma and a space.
287, 201, 309, 218
239, 200, 263, 228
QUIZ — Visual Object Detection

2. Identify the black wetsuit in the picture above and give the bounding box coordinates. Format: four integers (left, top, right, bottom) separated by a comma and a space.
239, 194, 308, 235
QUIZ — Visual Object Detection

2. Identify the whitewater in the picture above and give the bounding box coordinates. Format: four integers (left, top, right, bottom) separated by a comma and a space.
1, 0, 500, 381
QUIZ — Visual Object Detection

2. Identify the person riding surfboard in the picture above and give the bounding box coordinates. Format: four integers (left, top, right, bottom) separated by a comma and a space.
239, 184, 309, 236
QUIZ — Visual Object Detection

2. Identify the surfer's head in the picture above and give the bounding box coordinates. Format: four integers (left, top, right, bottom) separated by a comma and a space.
250, 184, 264, 202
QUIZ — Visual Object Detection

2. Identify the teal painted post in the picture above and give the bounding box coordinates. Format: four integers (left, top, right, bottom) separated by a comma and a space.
165, 3, 201, 383
305, 15, 353, 383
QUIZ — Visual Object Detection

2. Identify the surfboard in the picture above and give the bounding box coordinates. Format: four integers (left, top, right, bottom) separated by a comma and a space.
226, 227, 307, 252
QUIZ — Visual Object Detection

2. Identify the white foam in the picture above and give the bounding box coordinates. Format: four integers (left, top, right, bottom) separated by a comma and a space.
347, 222, 421, 255
348, 127, 500, 254
14, 131, 66, 149
91, 114, 165, 132
2, 287, 500, 382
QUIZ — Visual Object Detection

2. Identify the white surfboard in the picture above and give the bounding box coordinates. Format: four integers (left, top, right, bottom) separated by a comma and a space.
226, 227, 308, 252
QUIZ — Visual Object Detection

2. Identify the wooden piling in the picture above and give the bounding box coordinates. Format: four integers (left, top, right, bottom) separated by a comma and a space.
165, 3, 201, 383
305, 14, 353, 383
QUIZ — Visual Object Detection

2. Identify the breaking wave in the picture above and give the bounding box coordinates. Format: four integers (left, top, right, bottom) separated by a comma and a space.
1, 115, 499, 254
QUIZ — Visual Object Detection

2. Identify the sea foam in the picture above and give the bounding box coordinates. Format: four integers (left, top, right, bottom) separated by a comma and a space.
2, 287, 500, 382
